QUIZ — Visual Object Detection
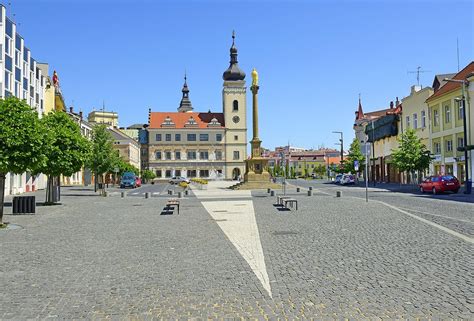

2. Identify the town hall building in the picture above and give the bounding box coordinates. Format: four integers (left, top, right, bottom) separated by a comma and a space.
147, 34, 248, 180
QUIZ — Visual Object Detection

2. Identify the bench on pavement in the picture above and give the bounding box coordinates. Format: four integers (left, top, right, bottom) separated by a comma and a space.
276, 195, 292, 205
165, 198, 180, 214
283, 198, 298, 211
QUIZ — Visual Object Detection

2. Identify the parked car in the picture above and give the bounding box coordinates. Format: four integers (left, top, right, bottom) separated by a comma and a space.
120, 174, 137, 189
135, 177, 142, 187
341, 174, 355, 185
419, 175, 460, 194
334, 174, 343, 184
169, 176, 190, 184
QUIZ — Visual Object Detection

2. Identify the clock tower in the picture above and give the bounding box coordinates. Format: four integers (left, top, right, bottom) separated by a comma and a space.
222, 32, 247, 179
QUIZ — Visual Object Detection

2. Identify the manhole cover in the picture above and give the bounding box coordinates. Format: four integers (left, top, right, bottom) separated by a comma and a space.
272, 231, 299, 236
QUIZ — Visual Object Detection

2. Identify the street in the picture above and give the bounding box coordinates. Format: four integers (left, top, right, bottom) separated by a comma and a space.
0, 181, 472, 319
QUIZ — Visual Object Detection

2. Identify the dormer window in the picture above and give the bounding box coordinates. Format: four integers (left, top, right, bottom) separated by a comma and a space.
207, 117, 221, 127
184, 116, 198, 127
161, 116, 175, 127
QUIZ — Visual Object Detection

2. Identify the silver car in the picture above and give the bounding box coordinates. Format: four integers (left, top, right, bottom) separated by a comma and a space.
169, 176, 190, 184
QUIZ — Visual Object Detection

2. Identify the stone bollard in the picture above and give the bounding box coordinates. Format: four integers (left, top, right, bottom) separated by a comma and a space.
121, 192, 125, 198
309, 186, 313, 191
103, 191, 108, 197
336, 191, 341, 198
184, 190, 189, 196
267, 188, 271, 193
307, 190, 312, 196
296, 187, 300, 192
145, 192, 150, 199
168, 190, 172, 195
270, 190, 275, 196
178, 191, 183, 198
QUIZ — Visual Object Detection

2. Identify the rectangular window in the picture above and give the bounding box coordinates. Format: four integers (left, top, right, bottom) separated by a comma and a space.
155, 170, 162, 178
187, 133, 196, 141
165, 151, 172, 160
5, 71, 10, 90
434, 110, 439, 126
406, 116, 410, 129
175, 170, 181, 177
234, 135, 238, 141
444, 106, 451, 123
199, 170, 209, 178
5, 56, 12, 71
155, 151, 162, 159
5, 36, 11, 55
200, 151, 209, 160
233, 151, 240, 160
175, 133, 181, 141
446, 140, 452, 152
421, 110, 426, 128
175, 151, 181, 160
187, 170, 197, 178
165, 133, 171, 141
413, 113, 418, 129
458, 137, 464, 148
155, 134, 162, 141
15, 67, 21, 81
199, 133, 209, 141
434, 143, 441, 154
458, 102, 464, 120
187, 150, 196, 160
215, 150, 222, 160
216, 133, 222, 141
165, 170, 172, 178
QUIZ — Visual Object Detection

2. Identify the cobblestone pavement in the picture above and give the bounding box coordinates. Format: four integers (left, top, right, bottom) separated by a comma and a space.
0, 183, 472, 319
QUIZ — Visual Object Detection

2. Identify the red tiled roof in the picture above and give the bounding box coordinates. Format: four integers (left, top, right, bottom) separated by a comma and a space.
426, 61, 474, 102
149, 112, 225, 129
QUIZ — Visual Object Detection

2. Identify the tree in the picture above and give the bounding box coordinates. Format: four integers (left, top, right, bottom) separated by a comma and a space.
392, 129, 432, 184
344, 138, 366, 175
37, 112, 91, 204
290, 166, 295, 178
0, 97, 46, 224
87, 124, 115, 194
141, 169, 156, 183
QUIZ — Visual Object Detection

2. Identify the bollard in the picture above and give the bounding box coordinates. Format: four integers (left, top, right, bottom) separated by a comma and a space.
336, 191, 341, 197
309, 186, 313, 191
121, 192, 125, 198
168, 190, 172, 195
296, 187, 300, 192
103, 191, 108, 197
184, 190, 189, 196
145, 192, 150, 199
178, 191, 183, 198
267, 188, 271, 193
270, 190, 275, 196
307, 190, 312, 196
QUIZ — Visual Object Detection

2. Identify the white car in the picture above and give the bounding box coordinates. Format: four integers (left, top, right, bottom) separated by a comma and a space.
169, 176, 190, 184
334, 174, 343, 184
341, 174, 356, 185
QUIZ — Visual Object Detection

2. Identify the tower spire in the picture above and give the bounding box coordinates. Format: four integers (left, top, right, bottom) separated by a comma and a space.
178, 73, 193, 112
223, 31, 246, 81
356, 94, 364, 120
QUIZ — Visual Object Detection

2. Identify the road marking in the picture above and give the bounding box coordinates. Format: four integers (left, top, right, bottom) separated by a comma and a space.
350, 196, 474, 244
286, 182, 331, 196
397, 207, 474, 224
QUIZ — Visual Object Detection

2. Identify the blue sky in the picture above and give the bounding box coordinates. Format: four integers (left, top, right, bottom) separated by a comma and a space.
8, 0, 474, 150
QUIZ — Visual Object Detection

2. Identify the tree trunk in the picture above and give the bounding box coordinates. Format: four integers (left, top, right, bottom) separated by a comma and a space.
46, 175, 54, 204
0, 173, 6, 224
56, 176, 61, 202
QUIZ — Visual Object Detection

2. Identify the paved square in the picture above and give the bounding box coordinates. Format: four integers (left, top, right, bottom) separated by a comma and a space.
0, 181, 472, 319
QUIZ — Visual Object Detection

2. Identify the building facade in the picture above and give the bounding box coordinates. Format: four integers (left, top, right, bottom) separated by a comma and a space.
147, 35, 247, 180
1, 5, 47, 195
88, 110, 119, 128
109, 129, 141, 170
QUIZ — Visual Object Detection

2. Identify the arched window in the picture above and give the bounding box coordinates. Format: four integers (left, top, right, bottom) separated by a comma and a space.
233, 100, 238, 111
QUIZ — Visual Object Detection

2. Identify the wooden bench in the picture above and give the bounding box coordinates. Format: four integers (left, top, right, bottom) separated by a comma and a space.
283, 198, 298, 211
276, 195, 292, 205
165, 198, 180, 214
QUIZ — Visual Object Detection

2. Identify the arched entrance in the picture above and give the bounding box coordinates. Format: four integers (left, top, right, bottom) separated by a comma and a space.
232, 168, 241, 180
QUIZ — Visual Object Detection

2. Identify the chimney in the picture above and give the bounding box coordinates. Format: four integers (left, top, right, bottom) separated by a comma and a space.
79, 111, 83, 120
69, 106, 73, 113
411, 85, 422, 94
395, 97, 399, 106
390, 101, 394, 109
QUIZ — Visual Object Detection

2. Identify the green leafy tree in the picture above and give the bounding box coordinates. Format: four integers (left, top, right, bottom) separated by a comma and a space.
0, 97, 46, 224
37, 112, 91, 204
87, 124, 115, 193
141, 169, 156, 183
344, 138, 365, 175
290, 166, 296, 178
392, 129, 432, 184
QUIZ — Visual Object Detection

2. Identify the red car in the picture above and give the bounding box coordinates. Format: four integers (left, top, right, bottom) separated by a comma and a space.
419, 175, 460, 194
135, 177, 142, 187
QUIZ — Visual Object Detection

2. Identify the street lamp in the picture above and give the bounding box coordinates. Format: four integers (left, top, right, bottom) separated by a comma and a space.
332, 131, 344, 166
444, 77, 471, 194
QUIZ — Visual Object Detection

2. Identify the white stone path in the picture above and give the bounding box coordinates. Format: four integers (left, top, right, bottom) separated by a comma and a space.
191, 181, 272, 298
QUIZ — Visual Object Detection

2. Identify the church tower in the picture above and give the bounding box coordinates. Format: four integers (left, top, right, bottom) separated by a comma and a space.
178, 73, 193, 113
222, 31, 247, 179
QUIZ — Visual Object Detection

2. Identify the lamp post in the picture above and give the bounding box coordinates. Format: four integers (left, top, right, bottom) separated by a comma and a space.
332, 131, 344, 165
444, 78, 471, 194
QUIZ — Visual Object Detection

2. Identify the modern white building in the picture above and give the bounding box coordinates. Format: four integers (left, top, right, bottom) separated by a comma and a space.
1, 5, 47, 195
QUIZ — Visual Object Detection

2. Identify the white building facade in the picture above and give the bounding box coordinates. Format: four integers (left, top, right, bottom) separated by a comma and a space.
1, 5, 47, 195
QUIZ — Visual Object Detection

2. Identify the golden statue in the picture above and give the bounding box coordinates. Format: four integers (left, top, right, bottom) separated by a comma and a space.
251, 68, 258, 86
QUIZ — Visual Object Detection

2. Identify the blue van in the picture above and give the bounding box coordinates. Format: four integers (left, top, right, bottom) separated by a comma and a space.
120, 172, 137, 189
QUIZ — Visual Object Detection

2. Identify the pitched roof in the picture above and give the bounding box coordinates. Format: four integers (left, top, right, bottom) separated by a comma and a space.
426, 61, 474, 102
149, 112, 225, 129
108, 128, 136, 142
355, 98, 364, 120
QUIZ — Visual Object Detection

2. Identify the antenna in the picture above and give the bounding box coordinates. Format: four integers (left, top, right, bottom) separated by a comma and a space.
407, 66, 431, 86
456, 38, 460, 72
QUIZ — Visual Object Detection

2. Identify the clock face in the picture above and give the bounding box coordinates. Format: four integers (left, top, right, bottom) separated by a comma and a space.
232, 116, 240, 124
